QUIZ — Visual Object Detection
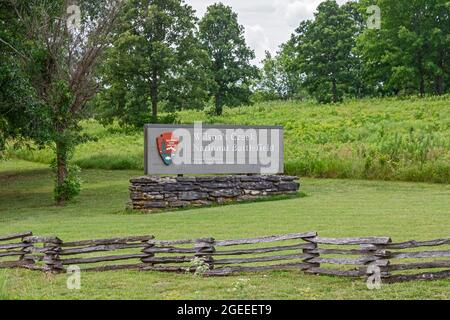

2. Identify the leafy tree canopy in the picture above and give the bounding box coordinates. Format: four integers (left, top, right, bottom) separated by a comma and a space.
199, 3, 258, 115
289, 0, 362, 103
96, 0, 210, 127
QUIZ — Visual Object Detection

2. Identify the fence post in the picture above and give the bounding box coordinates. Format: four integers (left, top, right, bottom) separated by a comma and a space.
141, 236, 156, 268
42, 237, 63, 273
20, 233, 35, 266
361, 242, 391, 283
302, 235, 320, 271
195, 238, 215, 270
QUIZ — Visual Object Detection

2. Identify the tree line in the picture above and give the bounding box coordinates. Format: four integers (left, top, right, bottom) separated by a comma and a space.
258, 0, 449, 103
0, 0, 448, 204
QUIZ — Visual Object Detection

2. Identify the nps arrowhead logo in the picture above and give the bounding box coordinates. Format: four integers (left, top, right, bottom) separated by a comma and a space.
156, 132, 179, 166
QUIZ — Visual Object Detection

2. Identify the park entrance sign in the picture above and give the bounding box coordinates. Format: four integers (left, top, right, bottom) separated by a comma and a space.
131, 123, 297, 213
144, 123, 284, 175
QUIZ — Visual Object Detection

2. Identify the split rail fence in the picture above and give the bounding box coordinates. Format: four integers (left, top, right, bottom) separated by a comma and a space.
1, 231, 450, 284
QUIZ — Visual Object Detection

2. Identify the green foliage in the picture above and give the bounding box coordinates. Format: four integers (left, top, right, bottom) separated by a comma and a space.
96, 0, 210, 126
9, 96, 450, 183
181, 96, 450, 183
229, 278, 254, 293
52, 164, 81, 202
2, 0, 449, 189
257, 51, 287, 101
0, 271, 13, 300
1, 0, 125, 204
268, 0, 449, 101
199, 3, 259, 115
0, 2, 51, 157
289, 0, 362, 103
256, 49, 304, 101
188, 257, 210, 276
356, 0, 449, 96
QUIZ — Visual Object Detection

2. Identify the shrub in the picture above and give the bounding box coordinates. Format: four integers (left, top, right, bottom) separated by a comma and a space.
53, 164, 82, 203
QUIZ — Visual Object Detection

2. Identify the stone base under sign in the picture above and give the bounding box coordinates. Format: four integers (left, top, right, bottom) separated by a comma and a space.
129, 175, 300, 213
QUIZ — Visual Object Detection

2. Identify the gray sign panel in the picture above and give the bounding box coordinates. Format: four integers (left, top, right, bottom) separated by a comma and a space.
144, 124, 284, 175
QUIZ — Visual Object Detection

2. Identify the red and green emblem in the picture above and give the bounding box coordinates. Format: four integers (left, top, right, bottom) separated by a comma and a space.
156, 132, 179, 166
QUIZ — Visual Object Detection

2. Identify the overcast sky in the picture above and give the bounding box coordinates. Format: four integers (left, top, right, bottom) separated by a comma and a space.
189, 0, 349, 65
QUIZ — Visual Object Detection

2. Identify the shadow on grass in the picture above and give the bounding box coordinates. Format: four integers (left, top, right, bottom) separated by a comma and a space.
0, 168, 51, 181
0, 168, 55, 215
0, 180, 130, 222
124, 191, 309, 216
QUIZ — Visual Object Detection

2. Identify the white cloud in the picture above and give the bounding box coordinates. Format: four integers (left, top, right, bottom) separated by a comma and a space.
189, 0, 350, 65
245, 24, 271, 64
276, 0, 323, 27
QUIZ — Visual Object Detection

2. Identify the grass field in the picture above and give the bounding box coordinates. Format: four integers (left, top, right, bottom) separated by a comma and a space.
8, 96, 450, 183
1, 160, 449, 300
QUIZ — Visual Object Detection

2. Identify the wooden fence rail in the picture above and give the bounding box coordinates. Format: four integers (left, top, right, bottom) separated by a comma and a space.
361, 238, 450, 283
0, 232, 34, 269
1, 231, 449, 284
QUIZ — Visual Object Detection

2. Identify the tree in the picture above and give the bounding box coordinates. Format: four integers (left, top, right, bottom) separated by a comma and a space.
0, 3, 50, 157
342, 1, 371, 98
430, 0, 450, 95
355, 1, 394, 96
2, 0, 124, 204
290, 0, 360, 104
199, 3, 258, 115
257, 48, 303, 101
276, 40, 306, 100
357, 0, 449, 96
97, 0, 210, 127
258, 51, 286, 101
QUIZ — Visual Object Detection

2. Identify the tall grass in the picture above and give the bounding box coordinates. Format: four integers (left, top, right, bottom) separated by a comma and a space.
8, 119, 145, 171
0, 270, 13, 300
7, 96, 450, 183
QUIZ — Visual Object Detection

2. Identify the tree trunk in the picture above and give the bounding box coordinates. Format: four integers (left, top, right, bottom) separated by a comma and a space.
419, 73, 425, 97
435, 49, 444, 95
55, 138, 68, 205
435, 75, 444, 95
332, 79, 338, 103
215, 93, 223, 116
151, 71, 158, 123
418, 56, 425, 97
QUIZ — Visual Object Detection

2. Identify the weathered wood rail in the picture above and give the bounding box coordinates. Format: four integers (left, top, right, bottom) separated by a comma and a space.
362, 238, 450, 283
0, 232, 34, 269
1, 231, 449, 284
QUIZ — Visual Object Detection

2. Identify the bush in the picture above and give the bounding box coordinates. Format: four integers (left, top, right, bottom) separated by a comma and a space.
53, 164, 82, 203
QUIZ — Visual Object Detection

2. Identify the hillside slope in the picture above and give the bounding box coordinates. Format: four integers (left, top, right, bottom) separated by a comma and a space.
9, 96, 450, 183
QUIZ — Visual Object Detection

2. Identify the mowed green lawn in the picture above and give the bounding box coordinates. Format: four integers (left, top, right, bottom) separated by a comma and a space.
0, 160, 449, 300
